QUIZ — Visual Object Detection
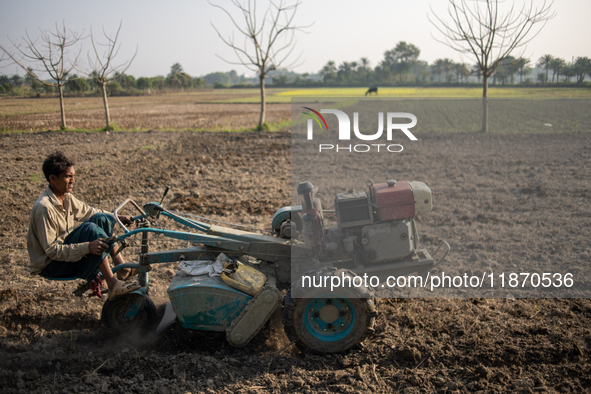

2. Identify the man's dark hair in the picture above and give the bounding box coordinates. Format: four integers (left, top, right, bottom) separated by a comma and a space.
42, 151, 74, 182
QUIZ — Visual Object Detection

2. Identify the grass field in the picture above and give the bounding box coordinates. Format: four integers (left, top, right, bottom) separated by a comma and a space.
2, 86, 590, 117
291, 98, 591, 134
219, 86, 591, 103
1, 87, 590, 133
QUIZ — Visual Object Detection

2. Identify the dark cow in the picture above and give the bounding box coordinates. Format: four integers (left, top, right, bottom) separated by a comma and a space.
365, 86, 378, 96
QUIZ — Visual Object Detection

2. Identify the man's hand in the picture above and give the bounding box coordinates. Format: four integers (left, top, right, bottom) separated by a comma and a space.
118, 215, 133, 226
89, 239, 108, 255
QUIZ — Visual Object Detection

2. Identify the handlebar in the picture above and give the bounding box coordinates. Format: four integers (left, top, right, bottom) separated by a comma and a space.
114, 198, 146, 233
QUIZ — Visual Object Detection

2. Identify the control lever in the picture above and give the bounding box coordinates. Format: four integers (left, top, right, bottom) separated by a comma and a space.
159, 186, 171, 206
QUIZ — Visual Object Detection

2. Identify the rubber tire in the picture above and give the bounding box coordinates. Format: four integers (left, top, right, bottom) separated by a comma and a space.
282, 267, 377, 354
101, 293, 158, 335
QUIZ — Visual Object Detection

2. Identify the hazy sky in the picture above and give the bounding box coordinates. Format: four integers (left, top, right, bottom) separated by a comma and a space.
1, 0, 589, 79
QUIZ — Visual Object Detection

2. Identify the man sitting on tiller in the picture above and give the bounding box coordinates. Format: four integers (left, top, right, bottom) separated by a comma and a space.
27, 151, 139, 298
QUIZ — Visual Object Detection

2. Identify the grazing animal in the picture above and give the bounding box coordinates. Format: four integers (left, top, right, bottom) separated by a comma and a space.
365, 87, 378, 96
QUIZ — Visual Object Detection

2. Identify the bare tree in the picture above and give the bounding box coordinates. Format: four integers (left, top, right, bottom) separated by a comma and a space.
429, 0, 554, 132
0, 22, 84, 129
209, 0, 308, 130
88, 21, 137, 130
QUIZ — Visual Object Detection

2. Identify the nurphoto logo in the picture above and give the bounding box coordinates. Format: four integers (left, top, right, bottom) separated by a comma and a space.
303, 107, 418, 153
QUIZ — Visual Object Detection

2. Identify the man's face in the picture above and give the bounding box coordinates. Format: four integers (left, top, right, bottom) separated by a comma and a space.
49, 166, 75, 195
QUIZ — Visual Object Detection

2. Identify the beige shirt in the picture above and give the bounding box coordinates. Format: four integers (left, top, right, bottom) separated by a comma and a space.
27, 186, 103, 274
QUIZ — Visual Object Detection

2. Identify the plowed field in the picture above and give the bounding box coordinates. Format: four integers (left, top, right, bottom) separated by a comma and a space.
1, 101, 591, 393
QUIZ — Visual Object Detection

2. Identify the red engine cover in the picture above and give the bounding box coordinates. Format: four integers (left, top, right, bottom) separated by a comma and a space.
371, 181, 415, 221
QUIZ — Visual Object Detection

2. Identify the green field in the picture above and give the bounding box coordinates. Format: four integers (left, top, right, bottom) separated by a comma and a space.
2, 87, 590, 116
291, 98, 591, 134
217, 86, 591, 103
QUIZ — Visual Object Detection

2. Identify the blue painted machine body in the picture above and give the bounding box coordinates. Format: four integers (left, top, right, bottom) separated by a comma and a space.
167, 272, 252, 331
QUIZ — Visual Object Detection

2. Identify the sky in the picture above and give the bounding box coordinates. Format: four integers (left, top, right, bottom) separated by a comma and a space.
0, 0, 589, 79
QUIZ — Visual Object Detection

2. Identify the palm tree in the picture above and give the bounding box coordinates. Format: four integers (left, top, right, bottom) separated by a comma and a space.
515, 57, 532, 83
413, 60, 430, 83
562, 65, 575, 83
337, 61, 354, 83
495, 57, 515, 84
359, 57, 371, 84
431, 59, 445, 82
504, 56, 520, 84
442, 58, 454, 82
453, 63, 470, 83
320, 61, 337, 83
549, 57, 566, 83
383, 42, 421, 82
573, 57, 591, 83
537, 54, 553, 85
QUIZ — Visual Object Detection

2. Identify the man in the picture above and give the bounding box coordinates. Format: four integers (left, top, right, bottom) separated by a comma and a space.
27, 151, 139, 299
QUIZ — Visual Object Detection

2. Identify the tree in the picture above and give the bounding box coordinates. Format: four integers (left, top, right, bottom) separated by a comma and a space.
537, 54, 553, 85
193, 77, 206, 88
209, 0, 308, 130
358, 57, 371, 84
137, 76, 152, 90
383, 42, 420, 82
10, 74, 23, 87
429, 0, 554, 132
413, 60, 431, 83
166, 64, 193, 89
494, 58, 510, 84
203, 71, 232, 86
320, 61, 337, 83
431, 59, 445, 82
169, 62, 183, 77
471, 63, 482, 83
454, 62, 470, 83
337, 61, 354, 83
272, 74, 288, 86
562, 64, 575, 83
573, 56, 591, 84
515, 57, 531, 83
499, 56, 519, 84
549, 57, 566, 83
0, 22, 85, 129
88, 21, 137, 130
151, 76, 166, 90
65, 73, 89, 93
442, 58, 455, 82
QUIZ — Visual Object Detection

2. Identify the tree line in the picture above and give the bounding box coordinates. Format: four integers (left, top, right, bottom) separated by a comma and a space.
312, 47, 591, 87
4, 46, 589, 98
0, 62, 206, 96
